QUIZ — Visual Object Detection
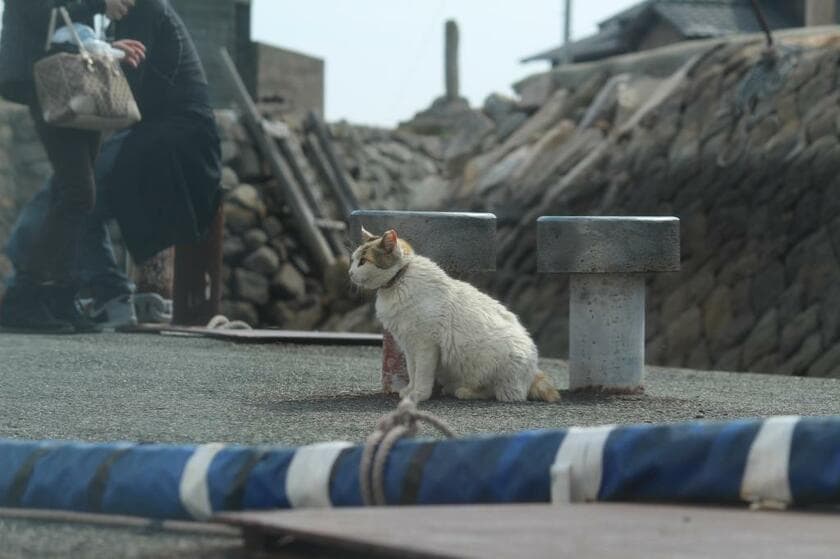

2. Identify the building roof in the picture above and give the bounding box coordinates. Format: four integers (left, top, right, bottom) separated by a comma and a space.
522, 0, 799, 65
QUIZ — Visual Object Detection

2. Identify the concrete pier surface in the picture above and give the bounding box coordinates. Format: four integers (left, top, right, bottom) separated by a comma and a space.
0, 332, 839, 557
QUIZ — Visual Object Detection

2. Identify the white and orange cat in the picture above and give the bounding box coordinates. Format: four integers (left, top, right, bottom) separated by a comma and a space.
349, 228, 559, 403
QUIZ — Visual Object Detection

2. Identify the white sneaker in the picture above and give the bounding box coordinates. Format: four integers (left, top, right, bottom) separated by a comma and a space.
132, 293, 172, 324
88, 294, 139, 330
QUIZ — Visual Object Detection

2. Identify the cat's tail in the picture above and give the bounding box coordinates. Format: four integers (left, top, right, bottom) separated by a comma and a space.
528, 371, 560, 403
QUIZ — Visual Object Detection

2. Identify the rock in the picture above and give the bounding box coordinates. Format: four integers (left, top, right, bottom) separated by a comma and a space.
500, 89, 568, 154
780, 305, 819, 358
406, 175, 449, 210
514, 72, 555, 109
269, 238, 289, 262
820, 284, 840, 345
229, 184, 266, 215
271, 263, 307, 300
378, 141, 415, 163
779, 283, 804, 324
686, 340, 711, 370
221, 166, 239, 190
223, 203, 258, 234
751, 260, 785, 315
234, 269, 270, 305
483, 93, 518, 124
220, 301, 259, 327
443, 110, 496, 164
222, 236, 246, 261
750, 353, 779, 374
220, 140, 239, 164
495, 112, 529, 142
243, 246, 281, 276
703, 285, 732, 348
742, 309, 779, 368
263, 216, 284, 238
243, 229, 269, 250
714, 346, 742, 372
269, 299, 324, 330
290, 254, 312, 277
809, 343, 840, 377
666, 306, 702, 358
329, 303, 379, 333
779, 333, 822, 376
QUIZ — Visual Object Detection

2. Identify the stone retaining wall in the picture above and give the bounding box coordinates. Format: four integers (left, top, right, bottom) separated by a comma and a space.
0, 102, 51, 299
451, 32, 840, 378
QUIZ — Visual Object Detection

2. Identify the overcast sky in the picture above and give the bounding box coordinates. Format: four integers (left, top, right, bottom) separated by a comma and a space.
251, 0, 640, 127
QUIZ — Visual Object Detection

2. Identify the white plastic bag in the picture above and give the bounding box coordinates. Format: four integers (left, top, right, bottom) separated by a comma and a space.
52, 23, 125, 59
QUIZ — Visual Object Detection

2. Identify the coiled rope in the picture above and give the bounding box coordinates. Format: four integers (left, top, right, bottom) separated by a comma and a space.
360, 398, 455, 506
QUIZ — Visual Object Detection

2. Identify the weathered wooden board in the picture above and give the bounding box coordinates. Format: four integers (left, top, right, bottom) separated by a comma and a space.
218, 503, 840, 559
159, 327, 382, 346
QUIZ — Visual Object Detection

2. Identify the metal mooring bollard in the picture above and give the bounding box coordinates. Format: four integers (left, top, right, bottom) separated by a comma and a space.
537, 216, 680, 393
350, 210, 497, 394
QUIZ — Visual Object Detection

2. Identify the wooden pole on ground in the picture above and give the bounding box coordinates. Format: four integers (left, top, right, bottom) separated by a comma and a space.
219, 48, 336, 274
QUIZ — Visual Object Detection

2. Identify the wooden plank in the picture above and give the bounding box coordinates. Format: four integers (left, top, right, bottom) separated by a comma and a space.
219, 48, 335, 272
304, 112, 360, 220
274, 132, 347, 257
159, 327, 383, 346
217, 503, 840, 559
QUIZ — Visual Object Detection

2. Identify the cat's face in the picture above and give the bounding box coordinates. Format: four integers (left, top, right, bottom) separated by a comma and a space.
349, 227, 406, 289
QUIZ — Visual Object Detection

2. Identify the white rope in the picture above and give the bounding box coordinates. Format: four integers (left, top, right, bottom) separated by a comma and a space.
359, 398, 455, 506
206, 315, 252, 330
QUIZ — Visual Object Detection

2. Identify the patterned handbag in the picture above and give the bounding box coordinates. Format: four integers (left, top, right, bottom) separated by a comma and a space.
33, 7, 141, 131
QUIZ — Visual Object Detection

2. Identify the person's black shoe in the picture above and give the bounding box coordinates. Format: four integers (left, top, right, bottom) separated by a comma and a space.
43, 284, 103, 334
0, 284, 75, 334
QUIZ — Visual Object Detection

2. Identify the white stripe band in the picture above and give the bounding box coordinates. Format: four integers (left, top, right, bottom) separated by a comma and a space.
286, 441, 353, 509
179, 443, 227, 520
551, 425, 616, 503
740, 415, 800, 507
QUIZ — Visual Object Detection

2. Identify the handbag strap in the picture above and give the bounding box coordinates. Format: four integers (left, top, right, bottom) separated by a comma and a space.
44, 7, 91, 58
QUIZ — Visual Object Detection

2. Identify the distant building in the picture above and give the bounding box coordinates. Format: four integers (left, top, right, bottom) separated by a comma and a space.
170, 0, 324, 119
523, 0, 830, 67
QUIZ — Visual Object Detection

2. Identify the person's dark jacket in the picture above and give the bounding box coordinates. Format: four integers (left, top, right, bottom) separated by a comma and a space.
102, 0, 221, 262
0, 0, 106, 104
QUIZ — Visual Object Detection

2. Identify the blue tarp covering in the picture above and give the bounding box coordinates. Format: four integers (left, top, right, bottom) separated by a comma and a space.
0, 416, 837, 520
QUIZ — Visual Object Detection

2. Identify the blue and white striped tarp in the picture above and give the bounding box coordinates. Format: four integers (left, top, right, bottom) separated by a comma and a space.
1, 416, 838, 520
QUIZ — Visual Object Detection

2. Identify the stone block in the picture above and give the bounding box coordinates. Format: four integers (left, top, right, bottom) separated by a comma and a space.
537, 217, 680, 273
349, 210, 496, 273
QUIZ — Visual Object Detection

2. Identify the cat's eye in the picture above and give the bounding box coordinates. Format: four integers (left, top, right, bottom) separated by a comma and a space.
358, 259, 366, 267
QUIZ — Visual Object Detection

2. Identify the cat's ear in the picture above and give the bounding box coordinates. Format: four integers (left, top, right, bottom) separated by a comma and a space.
361, 226, 378, 243
380, 229, 399, 254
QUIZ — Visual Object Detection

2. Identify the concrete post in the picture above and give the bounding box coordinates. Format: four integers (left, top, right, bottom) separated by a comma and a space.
806, 0, 836, 26
350, 210, 496, 394
537, 217, 680, 393
445, 20, 460, 102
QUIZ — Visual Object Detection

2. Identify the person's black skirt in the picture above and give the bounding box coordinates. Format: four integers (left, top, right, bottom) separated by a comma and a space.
103, 110, 222, 263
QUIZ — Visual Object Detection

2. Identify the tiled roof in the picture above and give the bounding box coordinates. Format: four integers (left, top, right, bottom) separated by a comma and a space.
522, 0, 799, 64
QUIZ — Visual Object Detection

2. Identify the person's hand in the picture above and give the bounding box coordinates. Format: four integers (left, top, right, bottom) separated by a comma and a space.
105, 0, 135, 21
113, 39, 146, 68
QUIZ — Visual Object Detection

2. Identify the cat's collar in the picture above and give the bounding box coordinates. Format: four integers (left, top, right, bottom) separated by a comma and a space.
381, 264, 409, 290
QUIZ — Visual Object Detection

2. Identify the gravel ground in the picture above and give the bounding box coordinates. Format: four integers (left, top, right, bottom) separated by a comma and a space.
1, 332, 839, 557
